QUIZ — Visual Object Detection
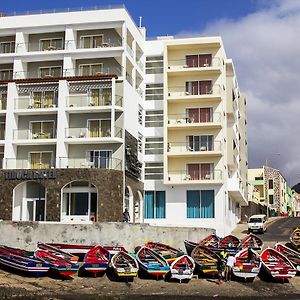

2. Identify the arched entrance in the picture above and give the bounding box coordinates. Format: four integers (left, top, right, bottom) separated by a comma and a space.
13, 181, 46, 221
124, 186, 134, 223
61, 181, 97, 223
135, 190, 143, 223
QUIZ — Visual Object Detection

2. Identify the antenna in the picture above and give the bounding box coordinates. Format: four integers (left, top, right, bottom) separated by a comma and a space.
139, 16, 142, 28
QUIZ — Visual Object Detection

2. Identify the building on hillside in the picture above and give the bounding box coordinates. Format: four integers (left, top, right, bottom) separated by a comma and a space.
247, 167, 290, 217
292, 183, 300, 217
0, 6, 247, 235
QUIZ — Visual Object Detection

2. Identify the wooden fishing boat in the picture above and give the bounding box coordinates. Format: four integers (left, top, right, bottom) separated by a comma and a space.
290, 227, 300, 252
275, 243, 300, 272
136, 246, 170, 279
170, 255, 195, 282
241, 234, 263, 251
110, 251, 138, 278
146, 242, 184, 264
232, 248, 261, 279
191, 245, 220, 275
199, 234, 220, 248
83, 245, 111, 276
260, 247, 297, 279
0, 245, 50, 276
35, 247, 79, 278
218, 235, 241, 255
184, 240, 198, 256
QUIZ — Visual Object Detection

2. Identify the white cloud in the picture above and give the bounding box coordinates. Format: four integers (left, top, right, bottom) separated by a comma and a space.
177, 0, 300, 185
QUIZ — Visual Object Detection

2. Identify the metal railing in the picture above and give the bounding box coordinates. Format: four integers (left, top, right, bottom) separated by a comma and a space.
13, 129, 56, 140
64, 66, 122, 77
0, 70, 14, 81
168, 57, 221, 69
0, 41, 16, 54
5, 158, 56, 170
58, 156, 122, 170
168, 169, 222, 182
168, 84, 221, 97
67, 94, 112, 107
15, 97, 57, 109
167, 141, 222, 153
14, 69, 63, 80
76, 38, 123, 49
168, 112, 221, 125
16, 40, 65, 52
65, 125, 123, 139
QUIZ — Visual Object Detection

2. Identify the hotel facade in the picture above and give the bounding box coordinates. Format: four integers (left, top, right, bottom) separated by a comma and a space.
0, 6, 247, 235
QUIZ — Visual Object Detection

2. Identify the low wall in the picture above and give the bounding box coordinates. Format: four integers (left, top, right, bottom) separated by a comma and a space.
0, 221, 214, 252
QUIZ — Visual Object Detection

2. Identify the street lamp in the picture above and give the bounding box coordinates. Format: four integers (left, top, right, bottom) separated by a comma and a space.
264, 153, 280, 219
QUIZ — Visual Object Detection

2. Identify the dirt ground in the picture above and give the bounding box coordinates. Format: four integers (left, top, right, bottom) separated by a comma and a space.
0, 268, 300, 300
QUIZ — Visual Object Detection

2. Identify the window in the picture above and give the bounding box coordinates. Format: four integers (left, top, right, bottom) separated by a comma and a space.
187, 163, 213, 180
145, 110, 163, 127
30, 152, 53, 169
0, 122, 5, 140
89, 88, 111, 106
269, 195, 274, 205
185, 80, 212, 95
145, 137, 163, 155
80, 35, 103, 49
30, 121, 55, 139
145, 83, 163, 101
186, 107, 213, 123
79, 64, 103, 76
87, 150, 112, 168
138, 133, 143, 153
186, 54, 212, 68
144, 191, 165, 218
138, 105, 143, 125
30, 90, 57, 108
187, 135, 213, 151
0, 93, 7, 110
187, 190, 215, 218
87, 119, 111, 137
0, 41, 15, 54
146, 56, 163, 74
145, 162, 163, 180
39, 38, 63, 51
39, 66, 62, 78
0, 69, 13, 80
268, 179, 274, 189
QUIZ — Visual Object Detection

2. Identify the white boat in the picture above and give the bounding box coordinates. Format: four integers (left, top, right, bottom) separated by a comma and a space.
170, 255, 195, 282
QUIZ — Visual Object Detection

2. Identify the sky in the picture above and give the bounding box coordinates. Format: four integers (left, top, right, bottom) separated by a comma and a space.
1, 0, 300, 185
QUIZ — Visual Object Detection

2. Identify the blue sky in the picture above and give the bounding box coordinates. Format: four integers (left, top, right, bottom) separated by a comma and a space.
2, 0, 260, 37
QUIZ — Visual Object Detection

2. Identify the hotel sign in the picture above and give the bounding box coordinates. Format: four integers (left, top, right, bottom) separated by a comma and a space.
4, 170, 56, 180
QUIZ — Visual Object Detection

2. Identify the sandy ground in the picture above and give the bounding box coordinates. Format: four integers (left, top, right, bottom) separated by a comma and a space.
0, 268, 300, 300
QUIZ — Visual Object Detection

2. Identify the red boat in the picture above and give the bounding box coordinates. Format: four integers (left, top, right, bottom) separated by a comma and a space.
37, 243, 78, 263
275, 243, 300, 272
145, 242, 184, 264
83, 245, 111, 276
260, 247, 297, 280
241, 234, 263, 251
199, 234, 220, 248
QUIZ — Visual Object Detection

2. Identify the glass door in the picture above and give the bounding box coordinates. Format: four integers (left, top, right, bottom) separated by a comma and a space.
30, 152, 52, 169
89, 150, 112, 168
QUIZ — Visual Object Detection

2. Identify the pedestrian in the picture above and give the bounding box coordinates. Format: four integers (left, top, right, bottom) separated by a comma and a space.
217, 256, 224, 285
225, 254, 236, 281
122, 208, 130, 223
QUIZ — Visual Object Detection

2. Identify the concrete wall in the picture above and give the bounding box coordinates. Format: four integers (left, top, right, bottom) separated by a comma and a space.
0, 221, 214, 252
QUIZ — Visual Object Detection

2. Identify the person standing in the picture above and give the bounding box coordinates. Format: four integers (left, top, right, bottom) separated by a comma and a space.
123, 208, 130, 223
225, 254, 236, 281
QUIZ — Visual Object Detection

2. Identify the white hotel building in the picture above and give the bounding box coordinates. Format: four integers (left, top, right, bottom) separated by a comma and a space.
0, 6, 247, 235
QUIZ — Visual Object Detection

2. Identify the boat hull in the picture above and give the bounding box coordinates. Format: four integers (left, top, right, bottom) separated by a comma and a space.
170, 255, 195, 281
184, 240, 198, 256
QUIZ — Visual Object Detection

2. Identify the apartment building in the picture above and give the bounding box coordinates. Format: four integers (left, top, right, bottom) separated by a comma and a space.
143, 37, 248, 235
248, 167, 290, 216
0, 7, 145, 223
0, 6, 247, 235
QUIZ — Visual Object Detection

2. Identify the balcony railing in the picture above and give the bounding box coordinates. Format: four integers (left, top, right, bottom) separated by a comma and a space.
16, 40, 65, 52
67, 94, 123, 107
13, 129, 56, 140
64, 66, 123, 77
126, 44, 134, 58
58, 156, 122, 170
15, 97, 57, 110
168, 112, 221, 125
0, 41, 16, 54
167, 141, 222, 153
168, 57, 221, 70
75, 38, 123, 49
0, 70, 14, 81
65, 126, 122, 139
168, 169, 222, 182
5, 158, 55, 170
14, 69, 63, 80
168, 84, 221, 98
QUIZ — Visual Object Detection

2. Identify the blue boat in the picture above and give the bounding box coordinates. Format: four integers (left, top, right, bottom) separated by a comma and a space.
136, 246, 170, 279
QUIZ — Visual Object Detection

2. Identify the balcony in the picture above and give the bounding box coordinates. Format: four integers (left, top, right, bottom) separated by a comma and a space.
13, 128, 56, 145
168, 84, 221, 100
14, 68, 63, 80
0, 70, 13, 81
0, 41, 16, 54
58, 156, 122, 170
167, 57, 221, 76
65, 125, 123, 144
167, 169, 223, 184
167, 112, 221, 129
75, 36, 123, 50
167, 141, 222, 157
65, 66, 122, 77
5, 158, 55, 170
16, 39, 65, 52
15, 95, 57, 112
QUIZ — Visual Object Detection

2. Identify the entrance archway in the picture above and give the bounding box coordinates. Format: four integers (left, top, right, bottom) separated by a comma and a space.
13, 181, 46, 221
61, 181, 97, 223
124, 186, 134, 223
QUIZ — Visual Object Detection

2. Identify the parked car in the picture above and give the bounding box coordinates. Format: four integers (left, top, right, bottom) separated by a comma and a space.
247, 214, 267, 234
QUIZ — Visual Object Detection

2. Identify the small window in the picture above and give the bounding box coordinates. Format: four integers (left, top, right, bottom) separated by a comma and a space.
145, 137, 163, 155
268, 179, 274, 189
269, 195, 274, 205
145, 162, 163, 180
145, 110, 163, 127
